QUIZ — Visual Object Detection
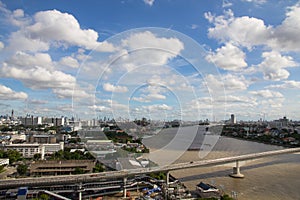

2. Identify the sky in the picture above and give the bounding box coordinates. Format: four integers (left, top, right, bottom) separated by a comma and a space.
0, 0, 300, 122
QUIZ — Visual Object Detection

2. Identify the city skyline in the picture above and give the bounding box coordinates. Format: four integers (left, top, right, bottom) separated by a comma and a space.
0, 0, 300, 121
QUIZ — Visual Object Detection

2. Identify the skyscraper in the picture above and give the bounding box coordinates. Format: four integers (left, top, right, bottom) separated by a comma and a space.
231, 114, 236, 124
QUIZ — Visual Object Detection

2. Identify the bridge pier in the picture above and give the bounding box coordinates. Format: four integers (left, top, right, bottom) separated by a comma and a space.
229, 160, 244, 178
123, 177, 127, 198
78, 182, 83, 200
166, 171, 170, 185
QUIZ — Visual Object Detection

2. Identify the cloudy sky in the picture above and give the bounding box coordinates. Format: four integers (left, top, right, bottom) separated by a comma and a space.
0, 0, 300, 121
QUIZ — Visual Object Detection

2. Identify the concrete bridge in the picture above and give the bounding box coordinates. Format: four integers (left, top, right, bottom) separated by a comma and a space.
1, 147, 300, 195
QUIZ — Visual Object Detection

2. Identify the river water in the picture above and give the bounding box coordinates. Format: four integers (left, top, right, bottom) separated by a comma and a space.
142, 125, 300, 200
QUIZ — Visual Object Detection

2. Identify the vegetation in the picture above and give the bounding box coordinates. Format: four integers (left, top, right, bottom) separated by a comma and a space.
105, 131, 133, 143
73, 167, 85, 174
0, 165, 4, 173
93, 163, 105, 173
149, 172, 166, 180
17, 164, 28, 176
33, 194, 50, 200
221, 194, 234, 200
0, 149, 22, 164
33, 153, 41, 161
49, 150, 94, 160
222, 124, 300, 147
196, 194, 234, 200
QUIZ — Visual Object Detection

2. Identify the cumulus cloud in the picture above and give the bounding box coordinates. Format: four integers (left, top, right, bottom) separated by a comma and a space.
0, 41, 4, 50
26, 10, 115, 51
143, 0, 155, 6
206, 42, 247, 71
27, 99, 48, 105
116, 31, 184, 71
143, 104, 172, 111
205, 3, 300, 52
0, 84, 27, 100
205, 74, 249, 93
103, 83, 128, 93
7, 51, 53, 70
258, 51, 297, 81
59, 56, 79, 68
205, 10, 271, 49
8, 31, 50, 52
241, 0, 267, 4
271, 3, 300, 51
5, 9, 115, 52
266, 80, 300, 89
132, 85, 167, 102
53, 88, 90, 99
0, 64, 75, 90
249, 89, 284, 98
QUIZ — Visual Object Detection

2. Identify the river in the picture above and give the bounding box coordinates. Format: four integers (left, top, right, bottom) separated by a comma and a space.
142, 125, 300, 200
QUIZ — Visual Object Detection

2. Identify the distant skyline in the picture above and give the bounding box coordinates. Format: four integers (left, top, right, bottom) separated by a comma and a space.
0, 0, 300, 121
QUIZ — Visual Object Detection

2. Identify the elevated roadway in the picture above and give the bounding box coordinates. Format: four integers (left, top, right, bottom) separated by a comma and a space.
1, 147, 300, 189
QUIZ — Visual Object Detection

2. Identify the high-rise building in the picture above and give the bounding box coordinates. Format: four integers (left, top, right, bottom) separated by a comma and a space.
231, 114, 236, 124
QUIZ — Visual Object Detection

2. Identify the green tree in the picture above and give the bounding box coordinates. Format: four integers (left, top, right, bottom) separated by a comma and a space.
221, 194, 234, 200
33, 153, 41, 161
93, 163, 105, 173
17, 164, 28, 176
6, 150, 22, 164
39, 194, 50, 200
73, 167, 85, 174
0, 165, 4, 172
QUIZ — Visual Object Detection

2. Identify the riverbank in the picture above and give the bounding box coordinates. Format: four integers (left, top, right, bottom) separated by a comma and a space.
143, 128, 300, 200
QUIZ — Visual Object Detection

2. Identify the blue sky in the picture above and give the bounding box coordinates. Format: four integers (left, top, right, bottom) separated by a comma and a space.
0, 0, 300, 121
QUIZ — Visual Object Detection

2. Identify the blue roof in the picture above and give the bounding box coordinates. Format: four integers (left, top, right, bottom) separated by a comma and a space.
17, 187, 28, 196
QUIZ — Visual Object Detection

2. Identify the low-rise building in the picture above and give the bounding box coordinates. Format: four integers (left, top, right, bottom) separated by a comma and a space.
29, 160, 95, 176
1, 142, 64, 158
28, 134, 57, 144
0, 158, 9, 166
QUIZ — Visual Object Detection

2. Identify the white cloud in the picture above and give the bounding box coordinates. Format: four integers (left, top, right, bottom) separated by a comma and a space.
59, 56, 79, 68
205, 74, 249, 93
258, 51, 297, 81
191, 24, 199, 29
25, 10, 115, 51
12, 9, 24, 18
271, 3, 300, 51
143, 104, 172, 111
123, 31, 183, 53
4, 9, 115, 53
27, 99, 48, 105
205, 3, 300, 52
143, 0, 155, 6
222, 0, 233, 8
0, 41, 4, 50
0, 64, 75, 90
249, 89, 283, 98
205, 10, 271, 49
116, 31, 184, 71
103, 83, 128, 93
53, 88, 90, 99
241, 0, 267, 4
206, 43, 247, 71
132, 93, 166, 103
132, 86, 167, 103
7, 51, 53, 70
8, 31, 50, 52
266, 80, 300, 89
0, 84, 28, 100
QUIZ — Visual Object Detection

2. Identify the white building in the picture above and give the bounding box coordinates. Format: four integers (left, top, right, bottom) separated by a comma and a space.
2, 143, 40, 158
0, 158, 9, 166
1, 142, 64, 158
